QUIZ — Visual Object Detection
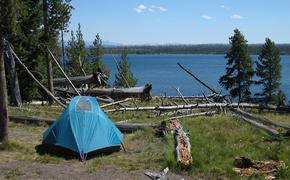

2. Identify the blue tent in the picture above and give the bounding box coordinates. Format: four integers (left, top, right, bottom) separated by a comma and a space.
42, 96, 123, 158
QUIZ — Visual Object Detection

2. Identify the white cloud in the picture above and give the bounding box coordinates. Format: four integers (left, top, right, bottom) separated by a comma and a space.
134, 4, 147, 13
134, 4, 167, 13
151, 5, 168, 12
202, 15, 213, 20
220, 5, 230, 10
230, 14, 243, 19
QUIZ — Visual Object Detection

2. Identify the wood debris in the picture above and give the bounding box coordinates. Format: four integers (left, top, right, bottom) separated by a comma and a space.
144, 167, 169, 180
233, 157, 285, 179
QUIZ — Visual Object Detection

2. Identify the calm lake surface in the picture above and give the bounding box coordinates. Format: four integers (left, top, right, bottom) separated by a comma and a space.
103, 54, 290, 100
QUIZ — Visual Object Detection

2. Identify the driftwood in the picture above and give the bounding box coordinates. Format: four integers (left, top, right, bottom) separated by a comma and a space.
8, 44, 66, 108
106, 103, 290, 113
55, 84, 152, 100
48, 49, 80, 96
8, 115, 157, 133
230, 108, 280, 136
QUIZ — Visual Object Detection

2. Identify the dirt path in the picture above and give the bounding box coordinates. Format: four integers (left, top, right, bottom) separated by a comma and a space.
0, 161, 187, 180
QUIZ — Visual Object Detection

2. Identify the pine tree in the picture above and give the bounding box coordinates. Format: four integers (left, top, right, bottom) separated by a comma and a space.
14, 0, 44, 102
43, 0, 72, 103
256, 38, 282, 104
219, 29, 254, 103
90, 33, 110, 77
66, 23, 91, 76
114, 49, 137, 87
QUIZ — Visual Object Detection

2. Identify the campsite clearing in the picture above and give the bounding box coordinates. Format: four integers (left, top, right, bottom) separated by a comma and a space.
1, 103, 290, 179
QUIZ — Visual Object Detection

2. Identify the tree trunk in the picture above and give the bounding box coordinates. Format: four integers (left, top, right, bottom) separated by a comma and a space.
0, 38, 9, 142
43, 0, 54, 104
5, 45, 22, 107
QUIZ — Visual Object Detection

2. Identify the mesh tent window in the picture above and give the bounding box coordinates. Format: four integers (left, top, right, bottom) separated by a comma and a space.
76, 97, 92, 112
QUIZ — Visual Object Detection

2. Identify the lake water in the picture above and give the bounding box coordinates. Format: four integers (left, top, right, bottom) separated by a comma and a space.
103, 54, 290, 100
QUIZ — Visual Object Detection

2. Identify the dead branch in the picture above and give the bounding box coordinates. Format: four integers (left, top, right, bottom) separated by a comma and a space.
8, 43, 66, 108
172, 86, 189, 105
48, 49, 81, 96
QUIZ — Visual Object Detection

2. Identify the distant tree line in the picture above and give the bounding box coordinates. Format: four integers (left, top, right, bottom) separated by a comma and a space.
104, 44, 290, 55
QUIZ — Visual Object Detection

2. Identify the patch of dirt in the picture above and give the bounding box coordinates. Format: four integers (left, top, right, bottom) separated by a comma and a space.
0, 161, 187, 180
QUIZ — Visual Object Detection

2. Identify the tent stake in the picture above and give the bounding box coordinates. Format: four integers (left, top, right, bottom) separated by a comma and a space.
121, 142, 127, 153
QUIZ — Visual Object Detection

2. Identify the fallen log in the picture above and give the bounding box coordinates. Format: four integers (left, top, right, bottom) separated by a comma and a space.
165, 111, 217, 121
230, 108, 280, 136
55, 84, 152, 100
169, 119, 192, 168
53, 74, 96, 87
105, 103, 290, 113
232, 108, 290, 130
8, 115, 157, 133
100, 98, 133, 108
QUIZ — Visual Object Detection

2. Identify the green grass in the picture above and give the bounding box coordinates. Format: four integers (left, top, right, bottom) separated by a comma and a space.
87, 129, 164, 172
244, 108, 290, 126
163, 114, 290, 178
9, 104, 62, 119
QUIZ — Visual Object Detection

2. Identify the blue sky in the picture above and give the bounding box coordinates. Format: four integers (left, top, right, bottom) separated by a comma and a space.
67, 0, 290, 45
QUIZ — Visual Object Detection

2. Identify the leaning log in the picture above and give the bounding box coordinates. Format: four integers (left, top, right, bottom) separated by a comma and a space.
230, 108, 290, 130
48, 49, 80, 96
230, 108, 280, 136
8, 115, 157, 133
8, 43, 66, 108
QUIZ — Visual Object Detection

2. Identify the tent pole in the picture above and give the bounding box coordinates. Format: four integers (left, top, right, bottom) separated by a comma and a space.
121, 142, 126, 153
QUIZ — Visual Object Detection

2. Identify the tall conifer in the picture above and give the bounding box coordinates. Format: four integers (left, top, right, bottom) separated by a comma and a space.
219, 29, 254, 102
256, 38, 282, 104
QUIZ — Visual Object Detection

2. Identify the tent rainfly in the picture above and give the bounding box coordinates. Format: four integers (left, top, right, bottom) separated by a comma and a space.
42, 96, 123, 160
